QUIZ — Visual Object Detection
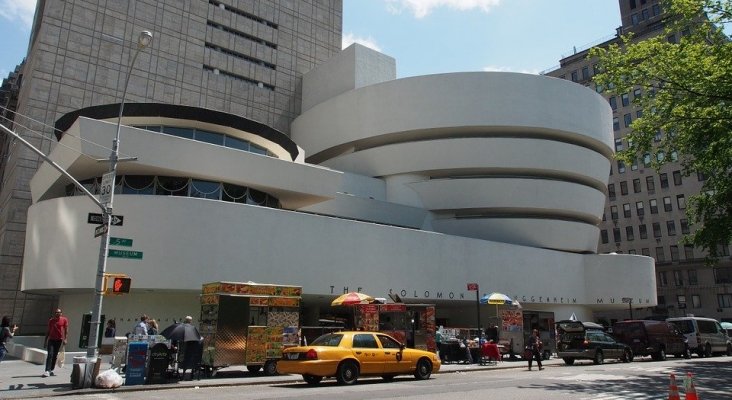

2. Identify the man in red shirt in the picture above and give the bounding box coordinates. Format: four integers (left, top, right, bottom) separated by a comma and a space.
42, 309, 68, 377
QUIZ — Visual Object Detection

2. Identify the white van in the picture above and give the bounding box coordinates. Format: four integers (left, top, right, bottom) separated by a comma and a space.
667, 317, 732, 357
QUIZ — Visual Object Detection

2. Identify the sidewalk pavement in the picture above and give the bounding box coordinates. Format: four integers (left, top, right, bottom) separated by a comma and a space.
0, 354, 564, 399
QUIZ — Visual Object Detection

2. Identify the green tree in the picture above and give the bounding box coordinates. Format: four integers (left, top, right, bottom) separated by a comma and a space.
590, 0, 732, 261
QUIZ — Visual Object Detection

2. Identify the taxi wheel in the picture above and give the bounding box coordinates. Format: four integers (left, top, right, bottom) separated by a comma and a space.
336, 360, 359, 385
303, 374, 323, 385
414, 358, 432, 380
622, 348, 633, 363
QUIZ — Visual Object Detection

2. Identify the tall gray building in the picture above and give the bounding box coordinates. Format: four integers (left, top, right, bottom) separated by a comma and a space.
0, 0, 342, 334
546, 0, 731, 324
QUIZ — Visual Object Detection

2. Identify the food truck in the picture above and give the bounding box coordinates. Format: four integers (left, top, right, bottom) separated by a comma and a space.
354, 303, 437, 352
497, 309, 555, 360
199, 281, 301, 375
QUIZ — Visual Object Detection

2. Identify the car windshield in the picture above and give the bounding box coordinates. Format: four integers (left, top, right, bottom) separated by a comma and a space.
310, 333, 343, 346
669, 320, 694, 334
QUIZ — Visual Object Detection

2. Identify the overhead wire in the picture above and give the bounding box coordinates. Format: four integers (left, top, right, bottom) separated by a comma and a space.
0, 104, 138, 162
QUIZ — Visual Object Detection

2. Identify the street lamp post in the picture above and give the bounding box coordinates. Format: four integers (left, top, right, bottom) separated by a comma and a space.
84, 30, 152, 379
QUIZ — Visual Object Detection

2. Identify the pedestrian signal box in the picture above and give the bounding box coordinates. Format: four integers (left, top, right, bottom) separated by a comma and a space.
111, 277, 131, 294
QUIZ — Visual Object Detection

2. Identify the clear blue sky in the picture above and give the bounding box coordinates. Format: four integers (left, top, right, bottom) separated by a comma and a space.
0, 0, 622, 79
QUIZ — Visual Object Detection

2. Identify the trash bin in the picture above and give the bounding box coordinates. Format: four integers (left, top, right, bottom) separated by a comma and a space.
71, 356, 97, 389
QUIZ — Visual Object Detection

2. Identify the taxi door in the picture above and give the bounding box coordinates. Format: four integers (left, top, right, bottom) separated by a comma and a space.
377, 334, 406, 375
352, 333, 386, 375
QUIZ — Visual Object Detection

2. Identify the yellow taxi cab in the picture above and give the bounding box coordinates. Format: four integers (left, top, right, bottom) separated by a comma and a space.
276, 331, 440, 385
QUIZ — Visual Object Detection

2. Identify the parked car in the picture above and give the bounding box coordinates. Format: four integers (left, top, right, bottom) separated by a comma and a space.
667, 317, 732, 357
277, 331, 440, 385
555, 320, 633, 365
612, 320, 690, 360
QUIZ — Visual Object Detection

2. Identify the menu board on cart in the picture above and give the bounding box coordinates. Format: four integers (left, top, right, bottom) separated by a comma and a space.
246, 326, 267, 364
358, 305, 379, 331
501, 309, 523, 332
125, 341, 149, 386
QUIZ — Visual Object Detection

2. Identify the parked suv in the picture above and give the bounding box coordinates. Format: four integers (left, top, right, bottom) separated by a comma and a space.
667, 317, 732, 357
555, 320, 633, 365
612, 320, 690, 361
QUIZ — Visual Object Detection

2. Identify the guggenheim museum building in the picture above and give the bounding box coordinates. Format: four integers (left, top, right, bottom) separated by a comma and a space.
22, 44, 655, 349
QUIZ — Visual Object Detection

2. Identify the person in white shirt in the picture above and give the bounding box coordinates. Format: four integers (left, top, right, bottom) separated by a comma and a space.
132, 315, 149, 336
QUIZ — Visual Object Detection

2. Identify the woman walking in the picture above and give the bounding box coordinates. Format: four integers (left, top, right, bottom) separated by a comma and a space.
526, 329, 544, 371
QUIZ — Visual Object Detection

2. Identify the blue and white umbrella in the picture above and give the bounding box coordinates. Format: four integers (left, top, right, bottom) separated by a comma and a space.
480, 292, 513, 305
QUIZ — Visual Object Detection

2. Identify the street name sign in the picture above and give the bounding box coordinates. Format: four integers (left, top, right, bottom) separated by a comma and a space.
109, 237, 133, 247
87, 213, 124, 226
94, 224, 108, 238
108, 249, 143, 259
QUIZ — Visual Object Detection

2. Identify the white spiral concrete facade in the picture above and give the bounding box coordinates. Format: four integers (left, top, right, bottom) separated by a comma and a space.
292, 71, 614, 253
21, 45, 656, 350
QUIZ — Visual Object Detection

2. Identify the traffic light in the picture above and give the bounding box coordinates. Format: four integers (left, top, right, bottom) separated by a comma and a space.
111, 277, 131, 294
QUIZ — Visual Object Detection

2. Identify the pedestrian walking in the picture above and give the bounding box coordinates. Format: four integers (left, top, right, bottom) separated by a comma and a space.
526, 328, 544, 371
1, 316, 19, 364
43, 309, 68, 377
104, 319, 116, 338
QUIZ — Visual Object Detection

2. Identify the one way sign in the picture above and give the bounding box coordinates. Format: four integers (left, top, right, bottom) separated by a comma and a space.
87, 213, 124, 226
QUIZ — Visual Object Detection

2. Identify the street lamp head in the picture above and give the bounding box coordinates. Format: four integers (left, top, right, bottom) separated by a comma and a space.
138, 30, 153, 49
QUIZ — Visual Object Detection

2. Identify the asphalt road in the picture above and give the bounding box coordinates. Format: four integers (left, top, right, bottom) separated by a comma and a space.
50, 357, 732, 400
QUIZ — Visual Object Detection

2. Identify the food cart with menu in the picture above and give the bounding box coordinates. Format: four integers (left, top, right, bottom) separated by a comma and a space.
354, 303, 436, 352
199, 281, 301, 375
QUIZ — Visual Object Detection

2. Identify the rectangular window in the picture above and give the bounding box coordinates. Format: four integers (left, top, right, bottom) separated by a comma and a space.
673, 170, 682, 185
688, 268, 698, 284
667, 220, 676, 236
673, 269, 683, 285
628, 249, 637, 255
630, 0, 636, 9
719, 293, 732, 308
658, 295, 666, 305
631, 158, 638, 171
684, 246, 695, 262
717, 244, 731, 256
601, 229, 609, 244
582, 66, 589, 80
623, 203, 632, 218
653, 222, 662, 238
677, 195, 686, 210
660, 173, 669, 188
609, 96, 617, 110
671, 245, 680, 261
636, 201, 644, 216
571, 70, 578, 82
639, 224, 648, 239
633, 88, 641, 99
652, 4, 660, 16
611, 205, 619, 219
614, 138, 623, 152
643, 153, 652, 167
608, 184, 616, 200
714, 267, 732, 284
691, 295, 701, 309
618, 160, 626, 173
620, 181, 628, 195
658, 270, 668, 285
697, 172, 706, 181
646, 176, 655, 192
624, 113, 632, 127
650, 199, 658, 214
626, 226, 634, 241
621, 93, 630, 107
613, 117, 620, 131
654, 130, 662, 142
663, 196, 672, 212
613, 228, 622, 243
641, 247, 650, 256
633, 179, 641, 193
677, 295, 686, 308
680, 218, 690, 234
668, 34, 677, 44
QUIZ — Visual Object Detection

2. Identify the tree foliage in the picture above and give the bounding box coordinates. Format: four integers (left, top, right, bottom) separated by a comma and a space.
590, 0, 732, 261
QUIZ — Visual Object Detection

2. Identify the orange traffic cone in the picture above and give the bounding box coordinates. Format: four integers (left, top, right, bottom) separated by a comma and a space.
685, 372, 699, 400
668, 373, 681, 400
